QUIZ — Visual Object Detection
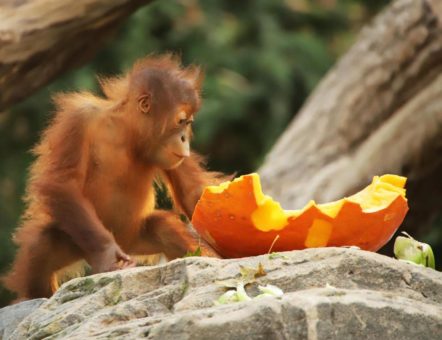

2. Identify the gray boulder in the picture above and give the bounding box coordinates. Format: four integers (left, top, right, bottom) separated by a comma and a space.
3, 248, 442, 339
0, 298, 46, 339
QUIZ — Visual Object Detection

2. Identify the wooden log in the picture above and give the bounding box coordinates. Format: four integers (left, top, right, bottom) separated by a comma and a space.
0, 0, 154, 110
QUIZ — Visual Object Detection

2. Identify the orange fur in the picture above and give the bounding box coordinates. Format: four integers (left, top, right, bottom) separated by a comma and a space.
3, 54, 225, 301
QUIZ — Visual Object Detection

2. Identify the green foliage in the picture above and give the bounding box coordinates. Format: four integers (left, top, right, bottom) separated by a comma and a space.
184, 246, 202, 258
153, 181, 174, 210
0, 0, 406, 306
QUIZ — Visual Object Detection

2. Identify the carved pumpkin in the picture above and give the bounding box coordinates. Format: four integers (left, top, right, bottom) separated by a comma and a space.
191, 173, 408, 258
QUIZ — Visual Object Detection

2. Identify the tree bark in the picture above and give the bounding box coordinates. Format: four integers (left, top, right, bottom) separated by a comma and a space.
0, 0, 154, 111
259, 0, 442, 237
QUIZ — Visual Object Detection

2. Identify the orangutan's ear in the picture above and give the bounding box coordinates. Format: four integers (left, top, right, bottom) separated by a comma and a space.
138, 94, 151, 114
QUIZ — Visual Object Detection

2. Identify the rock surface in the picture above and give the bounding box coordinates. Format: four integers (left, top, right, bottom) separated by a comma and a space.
0, 298, 46, 339
2, 248, 442, 339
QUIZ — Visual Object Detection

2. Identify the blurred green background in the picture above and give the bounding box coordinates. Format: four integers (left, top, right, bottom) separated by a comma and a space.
1, 0, 440, 306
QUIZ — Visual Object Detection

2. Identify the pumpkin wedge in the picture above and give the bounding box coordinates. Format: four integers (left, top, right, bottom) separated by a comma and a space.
191, 173, 409, 258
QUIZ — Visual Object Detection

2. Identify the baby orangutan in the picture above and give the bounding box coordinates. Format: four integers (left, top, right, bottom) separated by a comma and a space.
3, 54, 224, 301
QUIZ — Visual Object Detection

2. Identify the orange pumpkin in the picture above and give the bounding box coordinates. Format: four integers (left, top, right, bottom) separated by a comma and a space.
191, 173, 409, 258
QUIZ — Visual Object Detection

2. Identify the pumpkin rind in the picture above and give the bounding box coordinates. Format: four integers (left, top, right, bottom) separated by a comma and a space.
191, 173, 409, 258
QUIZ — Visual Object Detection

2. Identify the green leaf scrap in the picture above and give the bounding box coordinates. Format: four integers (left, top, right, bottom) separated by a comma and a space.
394, 233, 435, 269
184, 246, 202, 257
268, 252, 289, 260
215, 263, 283, 305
